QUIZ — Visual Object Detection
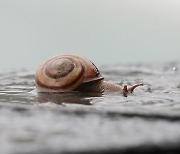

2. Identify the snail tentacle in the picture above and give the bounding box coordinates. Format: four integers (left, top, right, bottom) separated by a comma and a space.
128, 83, 144, 93
122, 83, 143, 97
122, 85, 128, 97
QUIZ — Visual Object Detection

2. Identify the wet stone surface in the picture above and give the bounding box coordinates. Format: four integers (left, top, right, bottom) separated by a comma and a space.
0, 62, 180, 154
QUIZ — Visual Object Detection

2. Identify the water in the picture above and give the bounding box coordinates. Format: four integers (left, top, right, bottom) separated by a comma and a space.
0, 62, 180, 154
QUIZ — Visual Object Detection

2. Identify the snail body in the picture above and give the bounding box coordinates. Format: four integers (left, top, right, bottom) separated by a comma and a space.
35, 54, 143, 96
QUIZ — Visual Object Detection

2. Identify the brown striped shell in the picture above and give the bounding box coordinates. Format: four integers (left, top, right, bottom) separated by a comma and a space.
35, 54, 104, 92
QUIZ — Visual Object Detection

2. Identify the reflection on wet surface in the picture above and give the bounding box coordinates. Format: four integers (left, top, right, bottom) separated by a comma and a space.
36, 92, 103, 105
1, 62, 180, 153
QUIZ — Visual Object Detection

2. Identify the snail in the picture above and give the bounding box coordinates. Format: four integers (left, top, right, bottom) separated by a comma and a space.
35, 54, 143, 97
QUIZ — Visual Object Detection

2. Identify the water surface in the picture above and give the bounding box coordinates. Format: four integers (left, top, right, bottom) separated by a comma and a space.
0, 62, 180, 154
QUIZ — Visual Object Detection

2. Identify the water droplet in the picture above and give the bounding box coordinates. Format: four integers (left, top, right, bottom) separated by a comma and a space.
173, 67, 176, 70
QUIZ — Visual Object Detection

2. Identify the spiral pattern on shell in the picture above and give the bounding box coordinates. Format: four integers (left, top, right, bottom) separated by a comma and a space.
35, 54, 103, 92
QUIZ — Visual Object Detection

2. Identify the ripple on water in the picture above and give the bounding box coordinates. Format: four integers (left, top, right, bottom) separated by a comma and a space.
1, 62, 180, 153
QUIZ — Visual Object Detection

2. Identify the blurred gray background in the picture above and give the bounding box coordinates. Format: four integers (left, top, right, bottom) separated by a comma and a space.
0, 0, 180, 70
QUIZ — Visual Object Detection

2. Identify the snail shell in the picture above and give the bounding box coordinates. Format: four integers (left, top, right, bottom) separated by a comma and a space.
35, 54, 104, 92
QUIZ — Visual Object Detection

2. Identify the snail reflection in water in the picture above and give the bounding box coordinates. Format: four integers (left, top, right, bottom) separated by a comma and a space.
35, 54, 143, 97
